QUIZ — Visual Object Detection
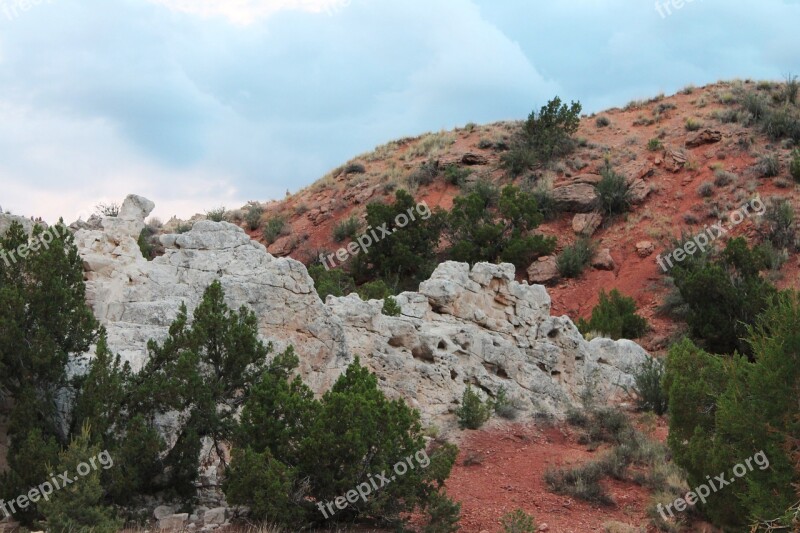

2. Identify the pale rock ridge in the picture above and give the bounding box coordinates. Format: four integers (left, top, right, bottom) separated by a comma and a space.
71, 195, 649, 426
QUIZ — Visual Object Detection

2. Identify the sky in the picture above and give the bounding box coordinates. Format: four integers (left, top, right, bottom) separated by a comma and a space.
0, 0, 798, 223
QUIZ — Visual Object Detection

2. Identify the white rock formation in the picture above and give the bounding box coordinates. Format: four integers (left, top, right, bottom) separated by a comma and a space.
72, 195, 649, 427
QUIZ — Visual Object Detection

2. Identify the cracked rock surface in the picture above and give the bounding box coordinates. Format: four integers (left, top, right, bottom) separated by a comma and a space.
74, 195, 649, 427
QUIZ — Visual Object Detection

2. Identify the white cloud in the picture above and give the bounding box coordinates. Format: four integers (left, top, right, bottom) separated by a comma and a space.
146, 0, 352, 25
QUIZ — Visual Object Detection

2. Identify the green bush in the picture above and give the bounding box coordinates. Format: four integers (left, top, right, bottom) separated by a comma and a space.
206, 206, 226, 222
456, 385, 492, 430
633, 356, 668, 415
664, 293, 800, 530
423, 490, 462, 533
577, 289, 648, 340
647, 138, 663, 151
669, 237, 775, 356
502, 96, 582, 176
332, 216, 361, 242
757, 153, 781, 177
595, 116, 611, 128
444, 164, 472, 186
308, 264, 356, 300
595, 162, 631, 216
351, 190, 446, 291
38, 426, 121, 533
263, 215, 288, 244
761, 197, 796, 250
227, 356, 458, 528
684, 117, 702, 131
501, 509, 536, 533
447, 184, 556, 270
557, 238, 595, 278
245, 204, 264, 231
383, 296, 402, 317
790, 149, 800, 182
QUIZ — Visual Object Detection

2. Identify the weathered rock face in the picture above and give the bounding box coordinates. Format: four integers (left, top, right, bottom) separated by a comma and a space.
73, 195, 649, 427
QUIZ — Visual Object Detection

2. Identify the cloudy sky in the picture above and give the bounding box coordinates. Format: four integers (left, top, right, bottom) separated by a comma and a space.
0, 0, 798, 223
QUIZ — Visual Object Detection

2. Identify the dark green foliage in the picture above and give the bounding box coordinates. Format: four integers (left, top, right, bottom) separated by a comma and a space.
38, 425, 121, 533
761, 197, 796, 250
503, 97, 582, 176
595, 116, 610, 127
556, 238, 595, 278
791, 149, 800, 182
333, 216, 361, 242
669, 237, 776, 356
263, 215, 288, 244
595, 162, 631, 216
382, 296, 401, 316
308, 264, 357, 300
226, 356, 458, 528
0, 221, 98, 523
492, 387, 517, 420
444, 164, 472, 186
647, 138, 663, 151
344, 162, 366, 174
501, 509, 536, 533
136, 280, 270, 497
356, 279, 394, 300
633, 356, 668, 415
244, 204, 264, 231
352, 190, 446, 290
447, 184, 556, 269
577, 289, 647, 340
664, 294, 800, 530
137, 228, 155, 260
423, 491, 462, 533
456, 385, 492, 430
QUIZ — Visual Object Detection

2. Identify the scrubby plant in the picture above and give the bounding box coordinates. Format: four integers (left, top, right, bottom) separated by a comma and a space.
343, 162, 366, 174
684, 118, 702, 131
456, 385, 492, 430
647, 138, 663, 151
423, 490, 462, 533
697, 181, 714, 197
595, 162, 631, 216
757, 153, 781, 177
38, 425, 121, 533
544, 462, 613, 506
408, 159, 440, 187
447, 184, 556, 270
332, 216, 361, 242
669, 237, 775, 356
577, 289, 648, 340
245, 204, 264, 231
713, 169, 737, 187
633, 356, 668, 415
502, 97, 582, 176
595, 116, 611, 127
382, 296, 402, 317
94, 202, 120, 217
501, 509, 536, 533
492, 387, 517, 420
557, 238, 595, 278
760, 197, 797, 250
791, 149, 800, 182
206, 206, 227, 222
263, 215, 288, 244
308, 264, 356, 300
443, 164, 472, 187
